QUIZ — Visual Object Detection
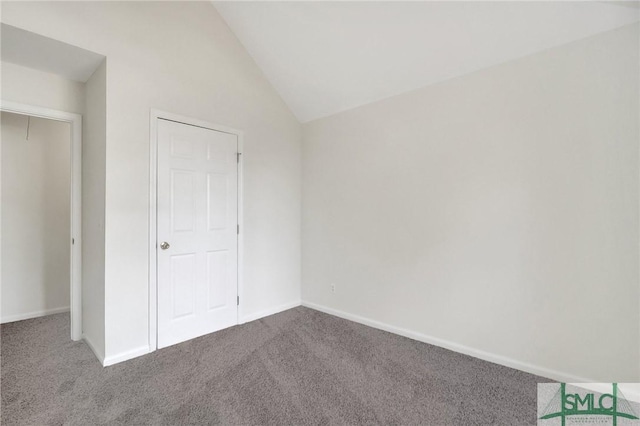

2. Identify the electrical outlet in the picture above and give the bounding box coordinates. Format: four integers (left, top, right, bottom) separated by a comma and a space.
331, 283, 336, 293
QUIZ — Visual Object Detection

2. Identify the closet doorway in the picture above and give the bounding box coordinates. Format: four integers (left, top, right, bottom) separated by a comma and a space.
0, 101, 82, 341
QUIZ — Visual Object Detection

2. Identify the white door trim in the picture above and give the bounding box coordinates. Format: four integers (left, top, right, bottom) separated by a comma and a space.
0, 100, 83, 341
149, 109, 244, 352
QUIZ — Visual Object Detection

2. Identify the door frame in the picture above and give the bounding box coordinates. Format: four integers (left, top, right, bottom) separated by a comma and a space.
148, 109, 244, 352
0, 100, 83, 341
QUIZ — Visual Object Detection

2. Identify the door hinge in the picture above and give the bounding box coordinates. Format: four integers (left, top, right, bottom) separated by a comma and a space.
237, 152, 241, 163
72, 238, 75, 245
237, 296, 240, 306
237, 224, 240, 235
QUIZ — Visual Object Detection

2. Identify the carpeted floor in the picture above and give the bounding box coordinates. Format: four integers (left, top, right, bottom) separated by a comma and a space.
1, 306, 549, 425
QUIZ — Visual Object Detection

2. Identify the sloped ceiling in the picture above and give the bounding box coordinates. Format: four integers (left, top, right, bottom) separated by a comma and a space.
214, 2, 639, 123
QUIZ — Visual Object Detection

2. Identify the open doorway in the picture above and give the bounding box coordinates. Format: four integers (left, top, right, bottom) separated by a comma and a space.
0, 102, 82, 341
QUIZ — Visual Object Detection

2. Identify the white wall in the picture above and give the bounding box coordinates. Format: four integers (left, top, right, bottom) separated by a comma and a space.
1, 2, 302, 362
1, 61, 85, 114
302, 24, 639, 382
1, 112, 71, 322
82, 60, 106, 360
0, 61, 84, 325
0, 59, 105, 353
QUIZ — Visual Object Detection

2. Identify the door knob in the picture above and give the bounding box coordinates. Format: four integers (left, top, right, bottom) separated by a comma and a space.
160, 241, 170, 250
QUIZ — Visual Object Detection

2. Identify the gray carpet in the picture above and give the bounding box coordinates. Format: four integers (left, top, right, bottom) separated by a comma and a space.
1, 306, 549, 425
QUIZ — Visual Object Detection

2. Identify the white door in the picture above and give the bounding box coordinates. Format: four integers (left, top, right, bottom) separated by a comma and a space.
157, 118, 238, 349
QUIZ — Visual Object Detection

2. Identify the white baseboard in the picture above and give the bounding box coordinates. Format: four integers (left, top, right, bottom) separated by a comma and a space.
1, 306, 70, 324
96, 301, 299, 367
103, 345, 151, 367
240, 299, 301, 324
82, 334, 105, 365
301, 301, 597, 384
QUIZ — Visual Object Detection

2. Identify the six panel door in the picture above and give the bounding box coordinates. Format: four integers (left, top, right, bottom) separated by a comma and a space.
157, 118, 238, 349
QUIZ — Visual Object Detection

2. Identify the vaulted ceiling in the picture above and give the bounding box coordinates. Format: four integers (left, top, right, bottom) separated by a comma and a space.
214, 1, 639, 123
